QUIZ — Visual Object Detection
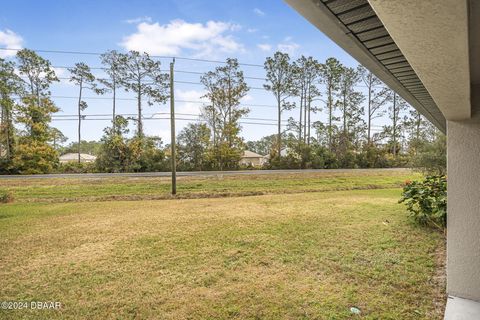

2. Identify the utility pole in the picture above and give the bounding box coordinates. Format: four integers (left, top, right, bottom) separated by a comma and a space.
77, 78, 83, 164
170, 59, 177, 195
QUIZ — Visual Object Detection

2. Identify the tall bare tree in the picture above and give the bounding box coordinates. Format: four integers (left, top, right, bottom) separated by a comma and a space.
383, 91, 408, 157
264, 51, 295, 157
357, 66, 389, 144
320, 58, 342, 150
69, 63, 102, 163
292, 56, 322, 145
99, 50, 123, 130
337, 66, 364, 149
118, 51, 167, 138
201, 71, 220, 149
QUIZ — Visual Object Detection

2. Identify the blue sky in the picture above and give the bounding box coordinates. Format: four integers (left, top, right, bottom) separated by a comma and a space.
0, 0, 384, 145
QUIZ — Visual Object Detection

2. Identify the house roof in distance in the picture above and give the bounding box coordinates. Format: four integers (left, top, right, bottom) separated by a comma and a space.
242, 150, 266, 158
59, 153, 97, 160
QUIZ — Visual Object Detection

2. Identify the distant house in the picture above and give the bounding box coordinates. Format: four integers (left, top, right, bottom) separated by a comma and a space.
239, 150, 267, 167
59, 153, 97, 163
267, 148, 296, 158
263, 148, 293, 161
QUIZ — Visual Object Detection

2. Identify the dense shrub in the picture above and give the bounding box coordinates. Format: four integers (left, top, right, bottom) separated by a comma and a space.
399, 175, 447, 231
9, 141, 59, 174
57, 162, 96, 174
0, 190, 13, 203
410, 132, 446, 175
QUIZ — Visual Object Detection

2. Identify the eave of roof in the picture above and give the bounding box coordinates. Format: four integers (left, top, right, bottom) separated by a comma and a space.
284, 0, 447, 133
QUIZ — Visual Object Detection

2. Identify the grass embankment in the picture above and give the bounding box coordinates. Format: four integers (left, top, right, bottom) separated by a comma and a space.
0, 169, 419, 202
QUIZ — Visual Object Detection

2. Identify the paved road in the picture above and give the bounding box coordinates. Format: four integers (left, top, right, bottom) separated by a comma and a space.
0, 168, 408, 180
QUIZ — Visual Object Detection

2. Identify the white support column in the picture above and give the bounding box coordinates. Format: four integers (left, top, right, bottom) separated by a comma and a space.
447, 115, 480, 302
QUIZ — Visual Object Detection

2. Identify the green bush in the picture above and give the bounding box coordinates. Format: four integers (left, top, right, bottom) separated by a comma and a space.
399, 175, 447, 231
11, 141, 59, 174
0, 190, 14, 203
57, 162, 96, 174
410, 132, 446, 175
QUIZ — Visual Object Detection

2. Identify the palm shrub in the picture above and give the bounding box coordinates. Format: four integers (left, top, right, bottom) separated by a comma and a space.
399, 175, 447, 231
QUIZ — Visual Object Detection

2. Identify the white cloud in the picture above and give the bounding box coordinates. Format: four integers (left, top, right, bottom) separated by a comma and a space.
253, 8, 265, 17
124, 16, 152, 24
247, 28, 258, 33
121, 19, 244, 58
257, 43, 272, 52
229, 24, 242, 32
277, 37, 300, 56
0, 29, 23, 58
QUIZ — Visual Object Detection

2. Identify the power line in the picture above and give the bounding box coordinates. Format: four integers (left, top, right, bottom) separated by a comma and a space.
12, 92, 392, 127
49, 66, 267, 81
49, 112, 385, 128
50, 112, 290, 123
174, 69, 265, 81
42, 69, 387, 89
0, 47, 265, 68
3, 47, 388, 89
17, 73, 272, 90
48, 114, 386, 131
3, 47, 403, 138
12, 94, 280, 109
49, 117, 386, 133
50, 116, 285, 127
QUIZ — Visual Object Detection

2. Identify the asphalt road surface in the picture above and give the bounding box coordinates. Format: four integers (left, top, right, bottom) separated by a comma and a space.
0, 168, 408, 180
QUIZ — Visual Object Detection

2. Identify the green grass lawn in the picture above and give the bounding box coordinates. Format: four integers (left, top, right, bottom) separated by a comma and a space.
0, 169, 420, 202
0, 172, 445, 319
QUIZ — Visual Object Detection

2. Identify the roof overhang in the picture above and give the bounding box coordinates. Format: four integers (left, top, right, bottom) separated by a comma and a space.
368, 0, 470, 122
284, 0, 475, 133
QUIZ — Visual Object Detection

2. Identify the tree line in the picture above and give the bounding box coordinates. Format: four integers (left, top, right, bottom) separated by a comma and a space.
0, 49, 443, 174
179, 52, 442, 171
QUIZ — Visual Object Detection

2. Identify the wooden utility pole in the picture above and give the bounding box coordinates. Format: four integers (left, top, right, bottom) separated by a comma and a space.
77, 78, 83, 164
170, 59, 177, 195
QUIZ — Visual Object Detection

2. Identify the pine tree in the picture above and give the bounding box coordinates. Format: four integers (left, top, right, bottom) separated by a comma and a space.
319, 58, 342, 150
0, 58, 23, 167
99, 50, 123, 130
118, 51, 168, 138
357, 66, 389, 144
200, 58, 249, 170
14, 50, 60, 173
69, 62, 103, 163
264, 52, 295, 157
292, 56, 322, 146
337, 66, 364, 152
